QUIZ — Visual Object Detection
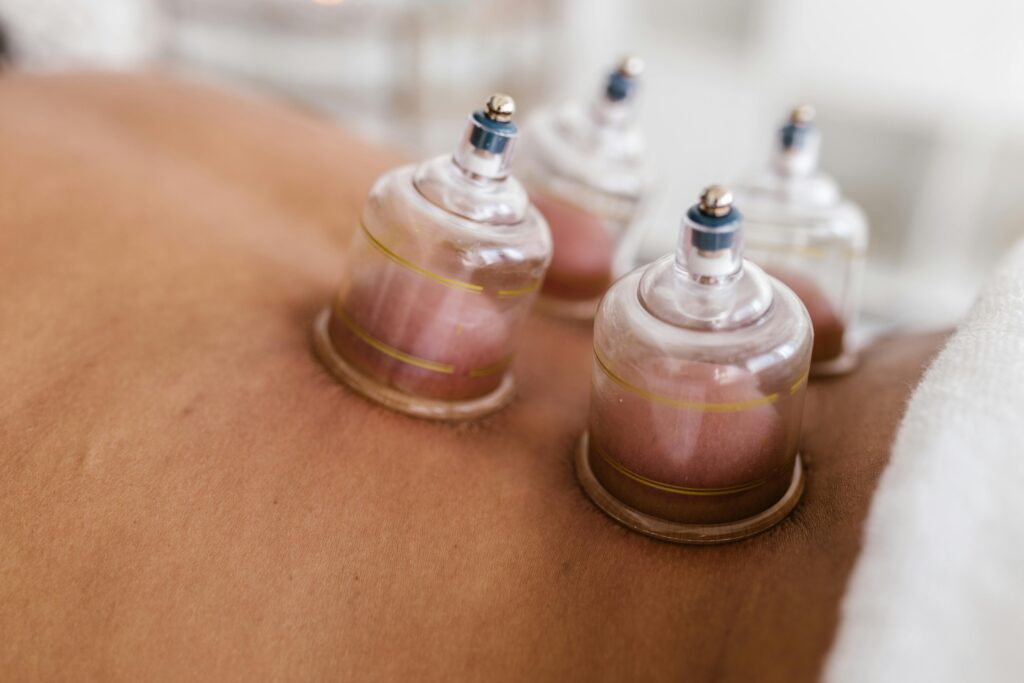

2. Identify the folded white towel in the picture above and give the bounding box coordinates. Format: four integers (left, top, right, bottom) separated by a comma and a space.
825, 239, 1024, 682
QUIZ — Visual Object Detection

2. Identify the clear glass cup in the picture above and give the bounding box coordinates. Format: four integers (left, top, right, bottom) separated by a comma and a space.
518, 56, 648, 321
734, 105, 868, 375
576, 185, 813, 544
313, 94, 552, 420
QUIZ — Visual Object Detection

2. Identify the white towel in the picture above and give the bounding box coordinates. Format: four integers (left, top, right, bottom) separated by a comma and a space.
825, 238, 1024, 682
0, 0, 160, 69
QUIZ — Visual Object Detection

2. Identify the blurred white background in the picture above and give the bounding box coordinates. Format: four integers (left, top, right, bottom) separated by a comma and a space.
3, 0, 1021, 329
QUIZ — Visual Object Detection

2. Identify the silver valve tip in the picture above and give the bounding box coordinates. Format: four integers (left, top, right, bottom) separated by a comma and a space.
699, 185, 733, 218
790, 104, 816, 126
617, 55, 645, 78
484, 93, 515, 123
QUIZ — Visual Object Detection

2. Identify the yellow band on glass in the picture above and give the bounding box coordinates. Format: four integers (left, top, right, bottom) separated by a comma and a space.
468, 356, 514, 378
497, 280, 541, 298
593, 441, 770, 496
334, 307, 514, 379
360, 221, 483, 294
594, 349, 808, 411
335, 307, 455, 374
359, 221, 541, 299
789, 369, 809, 394
593, 349, 799, 412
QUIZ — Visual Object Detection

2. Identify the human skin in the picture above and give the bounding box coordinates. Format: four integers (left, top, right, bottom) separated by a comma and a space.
0, 72, 946, 683
327, 267, 512, 401
768, 267, 846, 362
532, 190, 615, 301
588, 357, 803, 524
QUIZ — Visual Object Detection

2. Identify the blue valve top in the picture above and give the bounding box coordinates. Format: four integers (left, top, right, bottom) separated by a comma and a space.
687, 185, 740, 251
469, 109, 518, 155
604, 55, 644, 103
779, 104, 816, 150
